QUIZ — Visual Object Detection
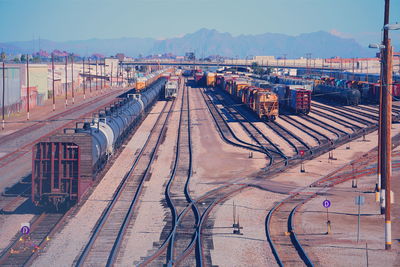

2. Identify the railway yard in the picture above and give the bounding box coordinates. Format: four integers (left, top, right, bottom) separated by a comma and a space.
0, 69, 399, 267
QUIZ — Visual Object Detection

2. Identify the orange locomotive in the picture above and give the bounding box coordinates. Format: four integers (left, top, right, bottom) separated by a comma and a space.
221, 75, 279, 121
239, 86, 279, 121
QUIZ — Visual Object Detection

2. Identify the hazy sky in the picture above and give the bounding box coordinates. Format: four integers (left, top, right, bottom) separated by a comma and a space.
1, 0, 399, 45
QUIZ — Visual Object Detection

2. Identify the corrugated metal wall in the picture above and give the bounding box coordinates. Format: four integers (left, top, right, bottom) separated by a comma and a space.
0, 66, 22, 114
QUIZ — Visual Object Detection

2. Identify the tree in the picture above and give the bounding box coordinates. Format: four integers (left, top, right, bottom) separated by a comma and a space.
0, 51, 6, 61
32, 56, 41, 63
251, 62, 264, 75
13, 57, 20, 63
20, 54, 26, 62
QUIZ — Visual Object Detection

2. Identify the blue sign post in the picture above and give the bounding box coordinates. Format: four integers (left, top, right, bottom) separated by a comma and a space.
323, 199, 331, 208
323, 199, 331, 234
20, 226, 30, 235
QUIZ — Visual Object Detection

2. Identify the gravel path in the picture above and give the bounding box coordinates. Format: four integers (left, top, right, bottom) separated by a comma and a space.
210, 188, 283, 267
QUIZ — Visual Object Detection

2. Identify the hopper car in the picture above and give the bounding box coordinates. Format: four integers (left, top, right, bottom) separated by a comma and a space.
165, 80, 178, 100
32, 77, 167, 209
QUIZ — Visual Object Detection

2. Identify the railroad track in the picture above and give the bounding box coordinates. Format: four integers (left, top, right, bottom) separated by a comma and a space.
266, 135, 400, 267
355, 104, 400, 122
311, 108, 362, 133
279, 115, 331, 148
300, 113, 349, 141
165, 84, 200, 266
209, 88, 287, 166
263, 120, 311, 158
311, 103, 375, 127
199, 87, 266, 154
141, 84, 258, 266
141, 83, 202, 266
0, 212, 65, 266
75, 99, 175, 266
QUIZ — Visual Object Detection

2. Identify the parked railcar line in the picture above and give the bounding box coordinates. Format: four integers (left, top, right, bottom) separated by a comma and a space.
75, 99, 175, 267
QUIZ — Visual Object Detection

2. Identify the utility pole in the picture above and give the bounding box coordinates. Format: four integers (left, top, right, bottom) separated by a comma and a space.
111, 62, 113, 88
100, 60, 103, 90
52, 53, 55, 111
88, 58, 92, 94
2, 61, 5, 130
381, 0, 392, 250
71, 55, 74, 104
116, 62, 119, 87
121, 63, 124, 87
83, 57, 86, 99
65, 56, 68, 107
26, 54, 30, 120
96, 59, 98, 92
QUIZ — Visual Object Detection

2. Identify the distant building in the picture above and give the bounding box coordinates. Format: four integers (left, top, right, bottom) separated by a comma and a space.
185, 52, 195, 61
116, 53, 125, 61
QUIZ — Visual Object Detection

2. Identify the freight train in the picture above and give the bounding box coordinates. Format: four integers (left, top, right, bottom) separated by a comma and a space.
272, 84, 311, 114
270, 75, 400, 105
32, 77, 167, 209
135, 70, 166, 91
218, 75, 279, 121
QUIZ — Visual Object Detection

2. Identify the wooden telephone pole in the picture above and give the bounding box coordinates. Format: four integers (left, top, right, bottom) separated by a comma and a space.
381, 0, 392, 250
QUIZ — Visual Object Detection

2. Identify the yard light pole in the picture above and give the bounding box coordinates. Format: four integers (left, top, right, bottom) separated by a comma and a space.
2, 61, 5, 129
65, 56, 68, 108
71, 55, 74, 104
51, 53, 55, 111
83, 57, 86, 99
26, 54, 30, 120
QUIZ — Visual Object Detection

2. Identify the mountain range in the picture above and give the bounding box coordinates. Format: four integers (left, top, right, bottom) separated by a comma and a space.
0, 28, 384, 58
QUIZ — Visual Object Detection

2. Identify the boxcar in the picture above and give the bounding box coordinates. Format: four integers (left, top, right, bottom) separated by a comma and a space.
194, 72, 205, 86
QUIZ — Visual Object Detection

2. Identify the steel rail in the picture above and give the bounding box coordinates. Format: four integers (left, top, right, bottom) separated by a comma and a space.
75, 99, 174, 266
